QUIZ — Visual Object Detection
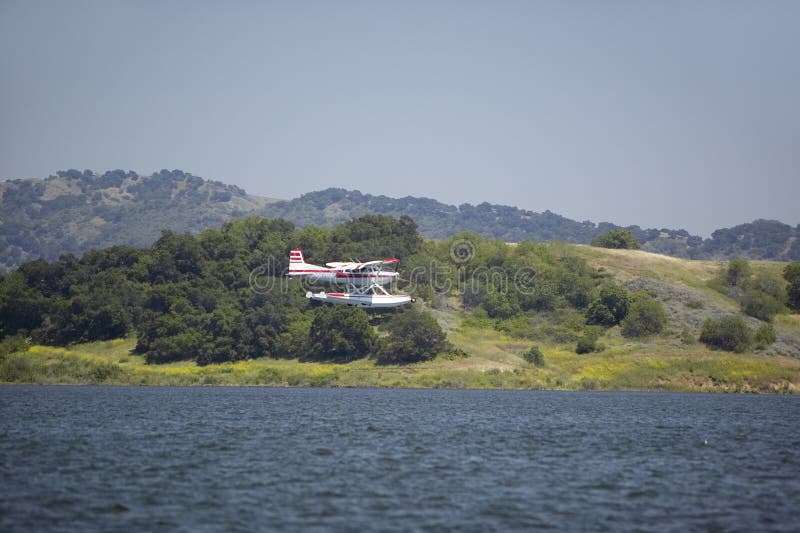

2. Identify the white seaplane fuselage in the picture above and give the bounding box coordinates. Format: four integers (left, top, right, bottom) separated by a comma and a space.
286, 264, 398, 287
286, 248, 414, 308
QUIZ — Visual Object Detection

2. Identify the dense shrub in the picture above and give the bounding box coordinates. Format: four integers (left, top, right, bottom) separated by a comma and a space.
305, 306, 375, 362
590, 230, 640, 250
699, 315, 753, 353
741, 289, 783, 322
586, 284, 629, 326
784, 262, 800, 311
0, 335, 29, 359
713, 261, 788, 322
523, 345, 545, 367
376, 306, 446, 364
724, 258, 752, 287
751, 271, 788, 302
754, 324, 777, 350
482, 290, 521, 319
575, 327, 604, 354
621, 293, 667, 337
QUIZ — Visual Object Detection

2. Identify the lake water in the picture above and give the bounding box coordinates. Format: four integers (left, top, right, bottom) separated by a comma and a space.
1, 386, 798, 531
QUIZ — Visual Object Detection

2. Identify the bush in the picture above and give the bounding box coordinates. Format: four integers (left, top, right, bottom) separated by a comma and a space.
741, 289, 783, 322
145, 331, 204, 364
482, 290, 521, 319
576, 327, 604, 354
0, 335, 29, 358
724, 258, 752, 287
0, 353, 37, 382
586, 284, 629, 326
376, 306, 446, 364
523, 345, 545, 367
306, 306, 375, 362
754, 324, 776, 350
785, 262, 800, 283
784, 262, 800, 311
590, 230, 640, 250
789, 283, 800, 313
751, 271, 788, 302
699, 315, 753, 353
621, 293, 667, 338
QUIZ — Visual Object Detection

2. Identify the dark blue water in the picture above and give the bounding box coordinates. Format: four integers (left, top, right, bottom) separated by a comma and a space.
1, 387, 799, 531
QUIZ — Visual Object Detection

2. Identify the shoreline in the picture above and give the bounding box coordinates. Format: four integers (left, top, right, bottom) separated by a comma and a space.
2, 340, 798, 394
1, 381, 796, 396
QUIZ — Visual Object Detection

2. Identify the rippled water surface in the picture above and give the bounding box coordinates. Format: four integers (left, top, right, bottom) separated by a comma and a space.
1, 386, 799, 531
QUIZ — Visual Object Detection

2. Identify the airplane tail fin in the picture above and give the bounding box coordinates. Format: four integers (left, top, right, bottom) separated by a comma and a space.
290, 248, 305, 264
289, 248, 307, 274
288, 247, 330, 277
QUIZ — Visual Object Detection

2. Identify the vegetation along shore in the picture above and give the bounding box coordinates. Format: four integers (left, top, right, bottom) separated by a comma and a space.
2, 214, 799, 392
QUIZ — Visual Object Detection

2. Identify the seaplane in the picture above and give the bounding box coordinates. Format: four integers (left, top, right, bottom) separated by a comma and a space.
287, 248, 415, 308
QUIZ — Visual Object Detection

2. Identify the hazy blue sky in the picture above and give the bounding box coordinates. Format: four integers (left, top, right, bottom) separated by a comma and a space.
1, 1, 798, 235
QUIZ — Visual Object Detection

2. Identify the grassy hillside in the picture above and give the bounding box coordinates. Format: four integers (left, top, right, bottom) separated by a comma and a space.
4, 247, 799, 393
573, 247, 800, 357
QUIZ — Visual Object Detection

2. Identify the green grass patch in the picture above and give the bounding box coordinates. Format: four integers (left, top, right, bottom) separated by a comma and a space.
3, 330, 798, 394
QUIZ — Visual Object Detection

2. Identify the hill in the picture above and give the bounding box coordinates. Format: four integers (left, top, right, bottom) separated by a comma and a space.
261, 189, 800, 261
2, 169, 799, 271
259, 188, 696, 250
0, 169, 275, 271
1, 214, 799, 392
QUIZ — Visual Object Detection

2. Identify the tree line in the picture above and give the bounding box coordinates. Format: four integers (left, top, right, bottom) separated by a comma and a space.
3, 214, 797, 363
0, 214, 444, 365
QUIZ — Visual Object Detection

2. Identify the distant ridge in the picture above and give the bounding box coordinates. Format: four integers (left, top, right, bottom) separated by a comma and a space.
0, 169, 274, 270
1, 169, 798, 270
259, 189, 800, 262
260, 188, 697, 249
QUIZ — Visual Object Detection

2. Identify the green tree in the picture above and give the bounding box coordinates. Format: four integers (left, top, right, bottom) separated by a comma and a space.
482, 290, 521, 319
306, 306, 375, 362
741, 289, 783, 322
146, 331, 205, 364
751, 270, 788, 302
784, 262, 800, 311
724, 258, 752, 287
784, 262, 800, 284
699, 315, 753, 352
590, 230, 640, 250
575, 326, 604, 354
0, 271, 49, 338
376, 306, 446, 364
327, 214, 423, 260
586, 284, 629, 326
754, 324, 776, 350
621, 292, 667, 337
523, 345, 545, 367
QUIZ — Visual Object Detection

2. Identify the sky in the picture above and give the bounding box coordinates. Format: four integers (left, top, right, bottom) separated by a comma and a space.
1, 1, 798, 236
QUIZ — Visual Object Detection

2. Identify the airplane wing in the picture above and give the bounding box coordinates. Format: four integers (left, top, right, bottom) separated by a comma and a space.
339, 258, 400, 272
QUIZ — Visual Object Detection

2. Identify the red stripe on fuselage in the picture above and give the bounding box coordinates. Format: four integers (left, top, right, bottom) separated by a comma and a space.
290, 269, 394, 276
335, 272, 395, 278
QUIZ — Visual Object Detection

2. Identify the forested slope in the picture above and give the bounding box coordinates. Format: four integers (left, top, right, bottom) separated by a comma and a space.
2, 170, 798, 272
2, 213, 800, 391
